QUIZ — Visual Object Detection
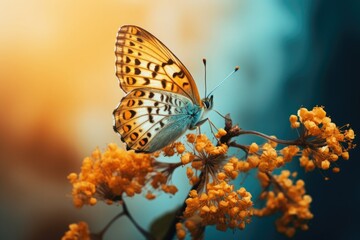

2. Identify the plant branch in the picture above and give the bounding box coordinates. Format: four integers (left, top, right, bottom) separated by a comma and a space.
219, 114, 306, 150
238, 130, 301, 145
162, 172, 204, 240
122, 198, 156, 240
93, 211, 125, 239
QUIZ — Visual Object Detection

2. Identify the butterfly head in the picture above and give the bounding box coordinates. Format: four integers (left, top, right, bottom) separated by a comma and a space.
202, 95, 213, 110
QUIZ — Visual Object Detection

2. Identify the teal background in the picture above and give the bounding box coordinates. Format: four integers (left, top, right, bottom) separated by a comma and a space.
216, 1, 360, 240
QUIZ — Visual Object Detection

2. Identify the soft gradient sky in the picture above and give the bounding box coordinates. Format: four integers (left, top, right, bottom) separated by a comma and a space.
1, 0, 359, 239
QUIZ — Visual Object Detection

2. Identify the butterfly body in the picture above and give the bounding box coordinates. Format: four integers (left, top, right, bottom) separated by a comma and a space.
113, 25, 212, 153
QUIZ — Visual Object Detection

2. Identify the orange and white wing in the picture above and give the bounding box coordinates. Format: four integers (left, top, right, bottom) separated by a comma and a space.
115, 25, 201, 105
113, 88, 200, 153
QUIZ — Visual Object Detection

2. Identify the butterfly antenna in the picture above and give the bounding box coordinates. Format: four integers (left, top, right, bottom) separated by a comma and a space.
203, 58, 207, 97
213, 109, 227, 119
207, 66, 240, 97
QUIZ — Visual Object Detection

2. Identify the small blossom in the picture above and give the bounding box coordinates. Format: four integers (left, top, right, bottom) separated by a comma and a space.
62, 221, 90, 240
175, 142, 186, 154
247, 155, 260, 168
146, 192, 156, 200
345, 128, 355, 140
186, 167, 194, 179
163, 145, 176, 156
215, 128, 227, 138
186, 133, 196, 143
281, 145, 300, 162
177, 215, 205, 240
321, 160, 330, 170
249, 143, 259, 154
290, 115, 301, 128
176, 223, 186, 239
161, 185, 178, 194
181, 152, 195, 165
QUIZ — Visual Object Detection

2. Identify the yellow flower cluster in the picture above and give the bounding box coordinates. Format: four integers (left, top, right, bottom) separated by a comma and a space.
290, 106, 355, 172
192, 133, 228, 155
174, 131, 254, 238
63, 106, 356, 239
221, 157, 249, 179
180, 133, 229, 184
245, 142, 300, 173
180, 181, 252, 236
254, 170, 313, 237
67, 143, 177, 207
62, 221, 90, 240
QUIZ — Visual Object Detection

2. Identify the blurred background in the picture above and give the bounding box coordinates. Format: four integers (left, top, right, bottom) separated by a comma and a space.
0, 0, 359, 239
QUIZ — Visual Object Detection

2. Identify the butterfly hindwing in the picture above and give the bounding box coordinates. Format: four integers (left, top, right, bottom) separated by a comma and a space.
113, 88, 201, 152
115, 25, 201, 105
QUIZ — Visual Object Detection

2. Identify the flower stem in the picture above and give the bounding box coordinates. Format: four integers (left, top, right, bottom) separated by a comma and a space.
238, 130, 300, 145
162, 172, 204, 240
94, 211, 125, 238
122, 199, 156, 240
93, 199, 155, 240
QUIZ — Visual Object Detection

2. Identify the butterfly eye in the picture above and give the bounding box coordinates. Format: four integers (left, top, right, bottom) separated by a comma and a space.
202, 96, 213, 110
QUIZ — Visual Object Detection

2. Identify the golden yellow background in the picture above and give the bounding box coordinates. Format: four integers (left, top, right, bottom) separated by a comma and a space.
1, 1, 240, 239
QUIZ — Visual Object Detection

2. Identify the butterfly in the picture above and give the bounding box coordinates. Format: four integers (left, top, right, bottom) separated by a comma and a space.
113, 25, 214, 153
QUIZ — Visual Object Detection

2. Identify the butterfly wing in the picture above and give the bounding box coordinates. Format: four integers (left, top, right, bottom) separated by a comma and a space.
113, 88, 203, 152
115, 25, 201, 105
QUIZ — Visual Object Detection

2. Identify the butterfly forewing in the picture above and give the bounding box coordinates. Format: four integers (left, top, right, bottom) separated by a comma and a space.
115, 25, 201, 105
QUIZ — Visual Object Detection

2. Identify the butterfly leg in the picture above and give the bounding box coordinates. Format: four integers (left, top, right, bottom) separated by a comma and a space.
191, 118, 208, 135
193, 118, 222, 143
194, 118, 208, 128
206, 118, 223, 144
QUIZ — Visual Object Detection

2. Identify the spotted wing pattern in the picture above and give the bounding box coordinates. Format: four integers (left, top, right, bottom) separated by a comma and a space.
115, 25, 201, 105
113, 25, 205, 152
113, 88, 201, 152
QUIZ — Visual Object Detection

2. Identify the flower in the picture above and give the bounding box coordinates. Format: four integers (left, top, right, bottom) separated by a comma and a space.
174, 132, 254, 238
183, 181, 253, 232
182, 133, 229, 188
62, 221, 90, 240
64, 106, 356, 240
292, 106, 356, 172
281, 145, 300, 162
254, 170, 313, 237
68, 143, 178, 207
215, 128, 227, 138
